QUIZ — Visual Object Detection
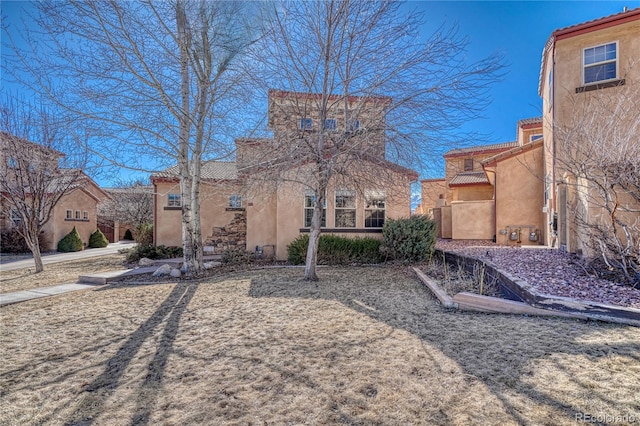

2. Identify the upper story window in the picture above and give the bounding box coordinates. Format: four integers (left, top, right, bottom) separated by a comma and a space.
364, 190, 385, 228
299, 118, 313, 130
583, 42, 617, 84
10, 210, 21, 226
324, 118, 337, 131
66, 209, 73, 219
7, 157, 17, 168
167, 193, 181, 207
83, 211, 89, 220
530, 134, 543, 142
75, 210, 81, 220
464, 158, 474, 172
304, 193, 326, 227
335, 190, 356, 228
229, 194, 242, 208
347, 119, 360, 132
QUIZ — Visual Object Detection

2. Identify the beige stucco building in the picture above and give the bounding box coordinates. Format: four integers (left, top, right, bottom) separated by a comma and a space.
1, 133, 108, 251
539, 7, 640, 256
152, 90, 418, 260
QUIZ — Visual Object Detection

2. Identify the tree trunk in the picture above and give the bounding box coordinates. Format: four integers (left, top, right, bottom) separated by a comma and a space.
304, 190, 325, 280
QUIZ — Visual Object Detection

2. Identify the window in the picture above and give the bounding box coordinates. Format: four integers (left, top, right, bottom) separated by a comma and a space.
364, 191, 385, 228
335, 190, 356, 228
7, 157, 17, 168
66, 209, 73, 219
304, 193, 326, 227
347, 119, 360, 131
583, 42, 617, 84
464, 159, 474, 172
75, 210, 81, 220
167, 193, 181, 207
324, 118, 337, 131
299, 118, 313, 130
229, 194, 242, 208
10, 210, 21, 226
83, 211, 89, 220
530, 134, 543, 142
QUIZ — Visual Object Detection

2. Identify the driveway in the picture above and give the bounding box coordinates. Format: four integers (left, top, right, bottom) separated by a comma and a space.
0, 242, 137, 272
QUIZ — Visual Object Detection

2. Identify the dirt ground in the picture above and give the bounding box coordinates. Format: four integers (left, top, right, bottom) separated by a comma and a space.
1, 266, 638, 425
0, 254, 126, 293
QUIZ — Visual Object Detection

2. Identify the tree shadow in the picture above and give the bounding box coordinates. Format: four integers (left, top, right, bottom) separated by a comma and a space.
63, 281, 198, 426
247, 267, 640, 424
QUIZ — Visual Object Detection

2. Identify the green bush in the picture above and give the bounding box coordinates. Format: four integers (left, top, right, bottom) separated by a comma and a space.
57, 227, 84, 253
123, 228, 134, 241
381, 215, 437, 263
287, 234, 382, 265
125, 244, 183, 263
0, 228, 49, 254
88, 229, 109, 248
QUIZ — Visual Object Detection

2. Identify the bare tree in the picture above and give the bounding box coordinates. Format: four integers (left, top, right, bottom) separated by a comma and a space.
3, 0, 262, 276
99, 179, 153, 244
554, 81, 640, 286
245, 1, 504, 280
0, 98, 84, 273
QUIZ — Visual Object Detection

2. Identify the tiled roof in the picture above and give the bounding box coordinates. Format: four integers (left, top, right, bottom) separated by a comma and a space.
449, 171, 489, 186
517, 117, 542, 127
152, 161, 238, 181
444, 142, 518, 157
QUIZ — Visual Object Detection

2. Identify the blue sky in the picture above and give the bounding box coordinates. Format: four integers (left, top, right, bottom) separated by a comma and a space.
2, 1, 639, 186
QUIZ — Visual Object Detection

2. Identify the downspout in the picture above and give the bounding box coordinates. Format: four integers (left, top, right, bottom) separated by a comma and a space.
152, 178, 157, 246
484, 166, 497, 243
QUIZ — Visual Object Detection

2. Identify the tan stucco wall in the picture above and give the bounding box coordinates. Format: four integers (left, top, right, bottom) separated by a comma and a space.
439, 206, 452, 239
494, 145, 545, 246
420, 179, 447, 214
45, 188, 99, 251
154, 180, 244, 248
451, 200, 494, 240
452, 185, 494, 202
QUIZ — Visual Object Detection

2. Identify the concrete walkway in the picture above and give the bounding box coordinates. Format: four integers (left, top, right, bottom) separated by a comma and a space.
0, 241, 137, 272
0, 283, 104, 306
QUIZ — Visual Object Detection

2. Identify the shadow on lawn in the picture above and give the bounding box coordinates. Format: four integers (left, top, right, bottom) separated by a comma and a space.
64, 281, 198, 426
247, 268, 640, 425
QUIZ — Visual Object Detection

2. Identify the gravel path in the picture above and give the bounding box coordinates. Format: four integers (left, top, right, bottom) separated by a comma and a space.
435, 240, 640, 309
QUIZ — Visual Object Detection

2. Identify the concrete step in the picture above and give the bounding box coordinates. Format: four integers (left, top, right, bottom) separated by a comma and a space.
78, 266, 157, 284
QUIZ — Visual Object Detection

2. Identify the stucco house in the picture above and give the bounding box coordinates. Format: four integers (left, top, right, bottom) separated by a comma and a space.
0, 133, 109, 251
152, 90, 418, 260
422, 118, 545, 244
539, 7, 640, 257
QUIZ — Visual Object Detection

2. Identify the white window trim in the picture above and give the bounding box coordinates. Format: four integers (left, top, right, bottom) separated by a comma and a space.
75, 210, 81, 220
167, 193, 182, 207
299, 117, 313, 130
66, 209, 73, 220
364, 190, 386, 228
324, 118, 337, 131
83, 211, 89, 220
582, 41, 618, 86
530, 134, 543, 142
229, 194, 242, 208
303, 191, 326, 228
334, 190, 357, 228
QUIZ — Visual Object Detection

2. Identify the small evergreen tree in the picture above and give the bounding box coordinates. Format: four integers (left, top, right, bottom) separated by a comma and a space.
381, 215, 437, 262
57, 227, 84, 252
89, 228, 109, 248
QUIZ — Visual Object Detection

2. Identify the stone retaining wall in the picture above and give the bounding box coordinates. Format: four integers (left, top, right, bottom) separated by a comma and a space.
205, 212, 247, 253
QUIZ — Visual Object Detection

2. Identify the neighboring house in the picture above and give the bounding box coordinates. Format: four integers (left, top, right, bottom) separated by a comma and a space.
0, 133, 108, 251
152, 90, 418, 260
98, 185, 154, 242
423, 118, 545, 244
539, 7, 640, 256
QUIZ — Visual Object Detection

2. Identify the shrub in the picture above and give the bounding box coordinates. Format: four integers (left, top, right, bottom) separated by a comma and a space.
124, 244, 183, 263
381, 215, 437, 263
88, 229, 109, 248
57, 227, 84, 252
0, 228, 49, 254
123, 228, 134, 241
287, 234, 382, 265
221, 248, 258, 264
134, 223, 153, 246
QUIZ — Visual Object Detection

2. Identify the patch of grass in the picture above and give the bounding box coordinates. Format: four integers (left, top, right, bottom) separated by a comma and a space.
0, 254, 126, 293
421, 258, 501, 298
1, 267, 638, 425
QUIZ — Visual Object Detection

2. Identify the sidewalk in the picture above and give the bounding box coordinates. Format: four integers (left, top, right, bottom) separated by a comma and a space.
0, 241, 137, 272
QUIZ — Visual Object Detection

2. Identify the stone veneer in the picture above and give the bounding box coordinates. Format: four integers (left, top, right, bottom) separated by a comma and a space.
205, 211, 247, 253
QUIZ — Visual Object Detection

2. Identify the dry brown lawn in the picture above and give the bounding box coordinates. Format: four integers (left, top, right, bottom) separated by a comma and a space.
0, 254, 126, 293
1, 266, 639, 425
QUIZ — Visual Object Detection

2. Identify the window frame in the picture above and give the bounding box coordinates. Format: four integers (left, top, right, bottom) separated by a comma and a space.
324, 118, 337, 131
83, 211, 89, 220
299, 117, 313, 130
167, 193, 182, 207
303, 192, 326, 228
346, 119, 360, 132
583, 41, 618, 85
463, 158, 474, 172
530, 134, 543, 142
10, 209, 21, 226
229, 194, 242, 209
364, 190, 386, 228
334, 190, 357, 228
66, 209, 73, 220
